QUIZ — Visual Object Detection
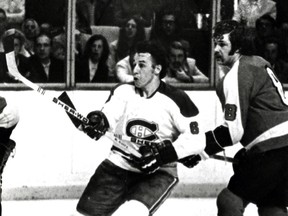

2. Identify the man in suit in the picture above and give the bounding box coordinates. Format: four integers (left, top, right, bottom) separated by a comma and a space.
165, 41, 208, 83
28, 33, 65, 83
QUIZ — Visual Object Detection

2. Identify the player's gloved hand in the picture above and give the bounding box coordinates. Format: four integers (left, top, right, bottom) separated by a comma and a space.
82, 111, 109, 140
178, 154, 201, 168
129, 140, 178, 174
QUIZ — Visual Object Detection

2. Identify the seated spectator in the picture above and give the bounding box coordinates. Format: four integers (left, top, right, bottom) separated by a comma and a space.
76, 0, 115, 28
75, 34, 113, 83
109, 15, 146, 73
263, 36, 288, 83
232, 0, 276, 28
21, 18, 40, 56
27, 33, 65, 83
150, 9, 189, 55
3, 28, 30, 78
165, 41, 208, 83
113, 0, 154, 27
115, 52, 135, 83
52, 27, 90, 61
254, 14, 280, 57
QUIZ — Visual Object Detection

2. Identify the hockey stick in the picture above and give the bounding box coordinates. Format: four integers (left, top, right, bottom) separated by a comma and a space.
3, 31, 233, 163
4, 44, 141, 158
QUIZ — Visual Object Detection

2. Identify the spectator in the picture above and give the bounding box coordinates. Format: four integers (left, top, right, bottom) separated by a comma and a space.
76, 0, 115, 28
115, 51, 135, 83
52, 27, 90, 61
27, 33, 65, 83
263, 36, 288, 83
232, 0, 276, 28
25, 0, 65, 35
75, 34, 112, 83
0, 8, 8, 52
3, 28, 29, 78
109, 15, 146, 73
165, 41, 208, 83
150, 9, 189, 55
254, 14, 280, 57
21, 18, 40, 56
113, 0, 155, 27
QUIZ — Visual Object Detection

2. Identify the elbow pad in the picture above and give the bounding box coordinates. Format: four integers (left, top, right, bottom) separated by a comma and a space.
205, 125, 233, 155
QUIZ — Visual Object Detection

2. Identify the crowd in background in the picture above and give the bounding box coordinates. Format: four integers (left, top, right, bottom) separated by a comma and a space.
0, 0, 287, 83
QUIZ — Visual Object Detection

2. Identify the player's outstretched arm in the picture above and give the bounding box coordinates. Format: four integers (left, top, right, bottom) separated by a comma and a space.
81, 111, 110, 141
179, 125, 233, 168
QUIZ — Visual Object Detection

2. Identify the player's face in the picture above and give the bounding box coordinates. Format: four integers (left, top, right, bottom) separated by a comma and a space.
133, 53, 158, 90
214, 33, 236, 67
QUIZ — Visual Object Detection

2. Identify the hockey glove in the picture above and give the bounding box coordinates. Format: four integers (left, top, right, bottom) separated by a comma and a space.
178, 154, 201, 168
82, 111, 109, 140
130, 140, 178, 174
179, 126, 233, 168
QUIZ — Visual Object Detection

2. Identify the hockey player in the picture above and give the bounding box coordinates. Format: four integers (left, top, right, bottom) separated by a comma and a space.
0, 96, 19, 216
76, 40, 206, 216
180, 20, 288, 216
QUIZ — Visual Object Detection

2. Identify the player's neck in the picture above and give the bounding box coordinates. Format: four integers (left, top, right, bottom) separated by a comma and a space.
142, 79, 161, 98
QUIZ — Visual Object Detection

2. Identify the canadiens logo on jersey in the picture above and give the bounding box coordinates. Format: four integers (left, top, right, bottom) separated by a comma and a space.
126, 119, 159, 141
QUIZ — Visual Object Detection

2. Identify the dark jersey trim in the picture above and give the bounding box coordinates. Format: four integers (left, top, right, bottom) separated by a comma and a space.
158, 81, 199, 117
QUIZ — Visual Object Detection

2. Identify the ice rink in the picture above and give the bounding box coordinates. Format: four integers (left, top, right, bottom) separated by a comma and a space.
2, 198, 258, 216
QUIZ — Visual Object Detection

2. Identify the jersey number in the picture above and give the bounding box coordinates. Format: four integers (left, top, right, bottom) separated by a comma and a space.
267, 67, 288, 106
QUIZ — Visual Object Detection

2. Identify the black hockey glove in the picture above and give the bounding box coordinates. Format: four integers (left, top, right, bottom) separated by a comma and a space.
82, 111, 109, 140
178, 154, 201, 168
179, 126, 233, 168
130, 140, 178, 174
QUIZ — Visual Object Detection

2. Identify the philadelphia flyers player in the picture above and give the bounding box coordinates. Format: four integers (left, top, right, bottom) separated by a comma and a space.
180, 20, 288, 216
76, 40, 206, 216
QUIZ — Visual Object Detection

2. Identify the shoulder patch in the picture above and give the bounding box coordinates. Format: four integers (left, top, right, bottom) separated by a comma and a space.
158, 82, 199, 117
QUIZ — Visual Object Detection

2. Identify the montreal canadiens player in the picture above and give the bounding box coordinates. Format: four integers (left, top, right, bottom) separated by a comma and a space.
76, 40, 206, 216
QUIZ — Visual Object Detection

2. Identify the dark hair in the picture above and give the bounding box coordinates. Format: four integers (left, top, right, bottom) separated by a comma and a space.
150, 9, 182, 41
84, 34, 110, 65
256, 14, 276, 30
213, 20, 257, 55
34, 33, 53, 49
136, 40, 167, 79
116, 15, 146, 61
3, 28, 26, 47
169, 41, 188, 58
0, 8, 7, 18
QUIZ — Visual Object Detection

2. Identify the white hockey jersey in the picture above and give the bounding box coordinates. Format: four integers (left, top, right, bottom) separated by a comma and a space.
102, 81, 205, 175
